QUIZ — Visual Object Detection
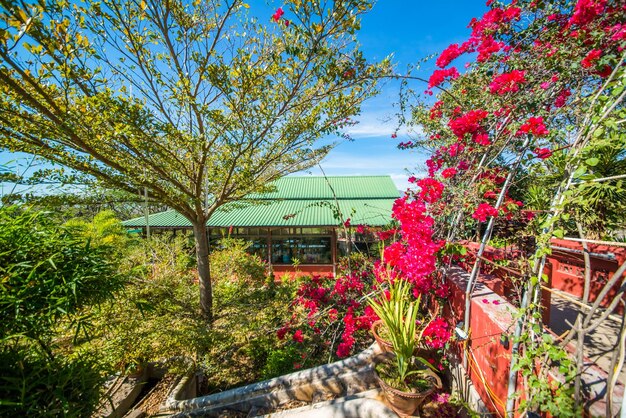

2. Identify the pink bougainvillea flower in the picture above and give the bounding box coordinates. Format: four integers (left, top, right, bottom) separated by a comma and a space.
492, 300, 501, 305
428, 67, 460, 89
436, 43, 466, 68
292, 329, 304, 343
434, 392, 451, 404
423, 317, 451, 349
489, 70, 526, 95
517, 116, 549, 137
555, 89, 571, 108
581, 49, 602, 68
533, 147, 553, 159
568, 0, 606, 26
472, 203, 498, 222
482, 299, 489, 304
417, 178, 445, 203
272, 7, 285, 22
441, 167, 458, 179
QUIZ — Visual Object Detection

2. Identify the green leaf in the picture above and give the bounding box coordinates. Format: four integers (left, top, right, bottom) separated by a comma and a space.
585, 157, 599, 167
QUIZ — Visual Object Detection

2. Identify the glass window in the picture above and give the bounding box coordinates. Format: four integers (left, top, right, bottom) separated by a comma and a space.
248, 238, 268, 262
271, 237, 331, 264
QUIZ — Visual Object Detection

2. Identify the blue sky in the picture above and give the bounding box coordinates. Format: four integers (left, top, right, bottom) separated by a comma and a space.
307, 0, 487, 190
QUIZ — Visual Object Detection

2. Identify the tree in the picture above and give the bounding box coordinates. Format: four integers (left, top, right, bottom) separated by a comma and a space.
0, 0, 389, 318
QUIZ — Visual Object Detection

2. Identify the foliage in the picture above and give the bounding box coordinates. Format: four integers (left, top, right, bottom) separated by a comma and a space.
0, 206, 123, 341
0, 0, 390, 317
64, 209, 130, 252
0, 206, 122, 417
210, 238, 269, 304
0, 346, 104, 418
66, 235, 208, 374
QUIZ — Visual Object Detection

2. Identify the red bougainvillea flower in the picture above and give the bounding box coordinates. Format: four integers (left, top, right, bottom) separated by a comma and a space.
517, 116, 549, 137
533, 147, 553, 159
355, 224, 365, 234
277, 325, 290, 340
436, 43, 466, 68
422, 317, 452, 349
483, 190, 497, 199
428, 67, 460, 89
523, 210, 537, 221
472, 203, 498, 222
474, 133, 491, 146
447, 142, 465, 158
429, 101, 444, 120
581, 49, 602, 68
343, 218, 351, 228
441, 167, 458, 179
416, 178, 445, 203
448, 109, 489, 139
489, 70, 526, 95
568, 0, 606, 27
292, 329, 304, 343
272, 7, 285, 22
476, 36, 504, 62
555, 89, 571, 108
596, 65, 613, 78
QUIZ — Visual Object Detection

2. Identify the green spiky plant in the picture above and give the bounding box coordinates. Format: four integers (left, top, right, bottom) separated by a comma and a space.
367, 276, 436, 388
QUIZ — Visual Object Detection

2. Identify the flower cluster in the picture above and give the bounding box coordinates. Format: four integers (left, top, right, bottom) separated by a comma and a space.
489, 70, 526, 95
448, 109, 489, 140
533, 147, 553, 159
472, 203, 499, 222
517, 116, 549, 137
416, 178, 445, 203
581, 49, 602, 68
423, 317, 452, 349
436, 43, 465, 68
428, 67, 460, 89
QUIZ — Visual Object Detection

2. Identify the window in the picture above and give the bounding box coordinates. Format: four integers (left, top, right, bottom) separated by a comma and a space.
271, 237, 332, 264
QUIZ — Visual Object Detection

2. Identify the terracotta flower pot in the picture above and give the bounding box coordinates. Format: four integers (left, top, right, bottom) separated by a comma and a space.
371, 320, 393, 353
374, 366, 442, 417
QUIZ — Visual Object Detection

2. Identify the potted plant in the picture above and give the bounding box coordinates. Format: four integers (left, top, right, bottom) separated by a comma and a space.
367, 278, 442, 417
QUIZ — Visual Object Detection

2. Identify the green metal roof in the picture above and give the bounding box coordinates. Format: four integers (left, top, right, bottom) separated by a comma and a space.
123, 176, 398, 228
248, 176, 399, 200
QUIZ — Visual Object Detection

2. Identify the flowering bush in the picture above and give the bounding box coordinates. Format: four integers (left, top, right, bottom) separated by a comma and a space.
397, 0, 625, 415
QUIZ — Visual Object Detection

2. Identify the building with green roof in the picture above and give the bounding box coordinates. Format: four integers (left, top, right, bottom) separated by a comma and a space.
123, 175, 399, 275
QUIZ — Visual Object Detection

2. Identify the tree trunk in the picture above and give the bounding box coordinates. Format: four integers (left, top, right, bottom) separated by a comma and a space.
192, 219, 213, 321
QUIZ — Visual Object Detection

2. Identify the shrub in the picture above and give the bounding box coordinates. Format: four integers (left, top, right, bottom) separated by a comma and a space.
70, 235, 209, 374
0, 206, 122, 417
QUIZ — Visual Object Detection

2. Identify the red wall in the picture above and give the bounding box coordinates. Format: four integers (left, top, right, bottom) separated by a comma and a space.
271, 264, 334, 279
446, 268, 518, 417
547, 239, 625, 314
